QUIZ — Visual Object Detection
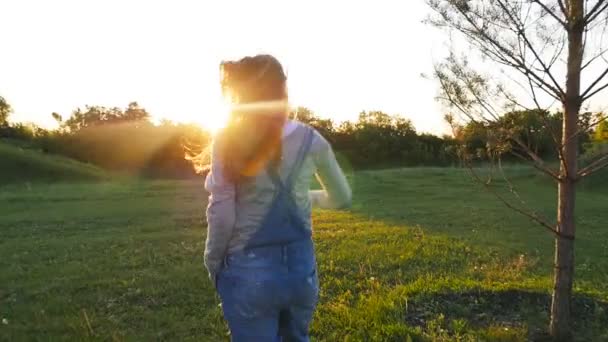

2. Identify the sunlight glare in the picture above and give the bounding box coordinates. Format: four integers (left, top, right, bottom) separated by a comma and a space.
200, 98, 231, 133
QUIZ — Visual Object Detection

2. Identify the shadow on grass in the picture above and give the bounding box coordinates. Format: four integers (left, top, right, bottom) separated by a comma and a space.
405, 289, 608, 341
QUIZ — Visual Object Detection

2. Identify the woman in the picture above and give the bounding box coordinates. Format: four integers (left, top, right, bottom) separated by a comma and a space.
204, 54, 351, 341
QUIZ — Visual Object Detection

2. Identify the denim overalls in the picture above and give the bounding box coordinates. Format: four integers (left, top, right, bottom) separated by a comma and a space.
217, 127, 319, 342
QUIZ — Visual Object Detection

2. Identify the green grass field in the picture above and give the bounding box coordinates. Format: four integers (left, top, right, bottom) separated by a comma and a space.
1, 166, 607, 341
0, 141, 109, 185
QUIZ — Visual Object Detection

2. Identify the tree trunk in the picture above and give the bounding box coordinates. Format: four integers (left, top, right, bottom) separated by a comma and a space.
550, 1, 583, 339
550, 181, 576, 340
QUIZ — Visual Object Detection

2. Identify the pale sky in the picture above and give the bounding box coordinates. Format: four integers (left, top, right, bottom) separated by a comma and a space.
0, 0, 452, 134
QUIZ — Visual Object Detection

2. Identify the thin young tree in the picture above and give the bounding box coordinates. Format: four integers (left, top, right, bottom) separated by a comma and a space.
426, 0, 608, 339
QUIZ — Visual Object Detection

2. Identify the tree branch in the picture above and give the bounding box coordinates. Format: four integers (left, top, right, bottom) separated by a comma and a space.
547, 32, 567, 69
578, 152, 608, 178
562, 113, 607, 147
510, 149, 561, 181
557, 0, 568, 16
581, 46, 608, 70
530, 0, 568, 27
509, 136, 561, 180
583, 113, 608, 131
459, 70, 502, 120
522, 76, 566, 171
582, 67, 608, 100
526, 75, 553, 112
585, 0, 608, 24
496, 157, 554, 224
443, 3, 566, 101
435, 66, 476, 119
582, 82, 608, 101
465, 161, 567, 239
495, 0, 566, 98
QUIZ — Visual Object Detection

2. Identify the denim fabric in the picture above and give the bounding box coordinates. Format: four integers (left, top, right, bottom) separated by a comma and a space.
217, 240, 319, 342
216, 127, 319, 341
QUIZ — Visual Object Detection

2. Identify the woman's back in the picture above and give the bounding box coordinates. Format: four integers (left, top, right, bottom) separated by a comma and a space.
205, 120, 351, 258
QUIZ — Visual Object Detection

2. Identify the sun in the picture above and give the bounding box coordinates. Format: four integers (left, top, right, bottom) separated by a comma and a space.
196, 98, 232, 133
150, 96, 231, 133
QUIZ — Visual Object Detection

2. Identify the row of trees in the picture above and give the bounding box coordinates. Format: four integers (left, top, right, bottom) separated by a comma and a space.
51, 102, 210, 178
0, 100, 210, 178
454, 110, 606, 160
0, 98, 463, 175
1, 95, 605, 178
295, 108, 458, 167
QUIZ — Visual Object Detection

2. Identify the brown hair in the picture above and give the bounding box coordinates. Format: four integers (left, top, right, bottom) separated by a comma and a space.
216, 54, 288, 182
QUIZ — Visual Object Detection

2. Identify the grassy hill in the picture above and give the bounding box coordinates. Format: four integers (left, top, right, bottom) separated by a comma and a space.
0, 141, 109, 185
0, 168, 606, 341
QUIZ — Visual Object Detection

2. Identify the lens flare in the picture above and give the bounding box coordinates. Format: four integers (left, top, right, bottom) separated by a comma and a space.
201, 98, 231, 133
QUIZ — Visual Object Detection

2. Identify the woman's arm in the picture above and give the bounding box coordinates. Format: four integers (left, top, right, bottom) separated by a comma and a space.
204, 144, 236, 281
310, 132, 352, 209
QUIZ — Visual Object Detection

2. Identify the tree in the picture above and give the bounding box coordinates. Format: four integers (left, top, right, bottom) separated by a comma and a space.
62, 102, 151, 132
498, 110, 559, 158
291, 106, 335, 138
458, 110, 564, 161
594, 113, 608, 141
337, 111, 419, 166
0, 95, 12, 127
427, 0, 608, 339
122, 102, 151, 123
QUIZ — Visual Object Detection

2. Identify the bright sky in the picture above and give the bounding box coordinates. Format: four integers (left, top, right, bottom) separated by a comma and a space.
0, 0, 451, 134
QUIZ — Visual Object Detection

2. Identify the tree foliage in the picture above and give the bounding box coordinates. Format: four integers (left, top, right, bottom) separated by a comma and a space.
5, 103, 462, 177
294, 107, 458, 168
8, 101, 595, 181
593, 113, 608, 142
0, 96, 12, 127
63, 102, 150, 132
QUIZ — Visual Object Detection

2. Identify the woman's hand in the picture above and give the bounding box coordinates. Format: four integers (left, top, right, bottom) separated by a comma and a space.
308, 190, 325, 208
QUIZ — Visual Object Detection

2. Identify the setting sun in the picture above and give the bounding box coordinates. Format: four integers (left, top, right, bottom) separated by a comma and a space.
195, 98, 231, 133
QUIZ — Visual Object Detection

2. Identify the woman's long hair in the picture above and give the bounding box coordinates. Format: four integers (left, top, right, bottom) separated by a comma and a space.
194, 54, 288, 182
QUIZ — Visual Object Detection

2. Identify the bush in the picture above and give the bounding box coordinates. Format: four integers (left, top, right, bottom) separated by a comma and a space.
579, 142, 608, 190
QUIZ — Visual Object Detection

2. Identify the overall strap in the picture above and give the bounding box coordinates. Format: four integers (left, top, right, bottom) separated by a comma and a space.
242, 126, 314, 250
267, 126, 314, 192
